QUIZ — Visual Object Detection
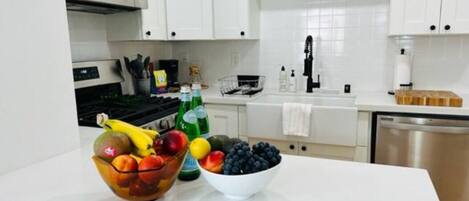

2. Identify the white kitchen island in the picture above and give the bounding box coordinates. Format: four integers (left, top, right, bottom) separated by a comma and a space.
0, 127, 438, 201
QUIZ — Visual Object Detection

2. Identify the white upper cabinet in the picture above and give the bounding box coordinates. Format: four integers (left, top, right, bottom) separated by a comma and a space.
166, 0, 213, 40
389, 0, 442, 35
390, 0, 469, 35
141, 0, 167, 40
440, 0, 469, 34
107, 0, 167, 41
213, 0, 260, 39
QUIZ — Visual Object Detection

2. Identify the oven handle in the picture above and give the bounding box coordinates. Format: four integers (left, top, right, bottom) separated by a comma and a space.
380, 120, 469, 134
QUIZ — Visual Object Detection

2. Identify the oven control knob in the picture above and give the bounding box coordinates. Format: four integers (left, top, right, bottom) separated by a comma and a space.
159, 120, 171, 130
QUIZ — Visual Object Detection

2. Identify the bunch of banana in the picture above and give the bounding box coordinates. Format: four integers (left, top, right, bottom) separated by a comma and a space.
97, 113, 159, 157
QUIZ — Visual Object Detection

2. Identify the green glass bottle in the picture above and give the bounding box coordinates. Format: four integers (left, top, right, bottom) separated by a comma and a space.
191, 83, 210, 139
176, 86, 201, 181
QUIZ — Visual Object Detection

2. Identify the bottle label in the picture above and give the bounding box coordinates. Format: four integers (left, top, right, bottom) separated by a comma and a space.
183, 110, 198, 124
181, 152, 198, 172
180, 93, 191, 102
193, 105, 207, 119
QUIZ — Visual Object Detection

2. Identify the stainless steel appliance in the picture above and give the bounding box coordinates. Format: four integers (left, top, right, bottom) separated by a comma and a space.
66, 0, 148, 14
373, 113, 469, 201
73, 60, 179, 133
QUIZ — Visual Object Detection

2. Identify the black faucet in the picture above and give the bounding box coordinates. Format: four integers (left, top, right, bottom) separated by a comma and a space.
303, 35, 320, 93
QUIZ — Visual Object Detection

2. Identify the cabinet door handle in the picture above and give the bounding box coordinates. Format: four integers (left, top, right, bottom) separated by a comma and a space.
146, 31, 151, 36
445, 25, 451, 30
171, 32, 176, 37
289, 144, 295, 150
240, 31, 245, 36
430, 25, 436, 31
301, 146, 307, 151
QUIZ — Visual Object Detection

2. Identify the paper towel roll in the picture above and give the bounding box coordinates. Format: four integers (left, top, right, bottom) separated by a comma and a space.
393, 52, 411, 90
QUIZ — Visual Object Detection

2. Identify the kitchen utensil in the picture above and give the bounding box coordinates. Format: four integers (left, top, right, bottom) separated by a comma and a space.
395, 90, 463, 107
124, 57, 134, 77
198, 161, 281, 200
143, 56, 150, 78
92, 146, 187, 201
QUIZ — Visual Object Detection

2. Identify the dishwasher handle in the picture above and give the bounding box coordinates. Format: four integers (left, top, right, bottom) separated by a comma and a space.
380, 120, 469, 134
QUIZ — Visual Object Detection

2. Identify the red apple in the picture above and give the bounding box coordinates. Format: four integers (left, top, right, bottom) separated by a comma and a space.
153, 137, 164, 155
199, 151, 225, 173
138, 155, 166, 184
162, 130, 188, 155
111, 155, 138, 187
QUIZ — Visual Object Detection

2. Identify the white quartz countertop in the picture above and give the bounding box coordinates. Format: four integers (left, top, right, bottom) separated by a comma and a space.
355, 91, 469, 116
0, 127, 438, 201
158, 88, 469, 116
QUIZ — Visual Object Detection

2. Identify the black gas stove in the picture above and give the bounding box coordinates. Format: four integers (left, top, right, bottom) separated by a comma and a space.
76, 95, 180, 128
73, 60, 180, 132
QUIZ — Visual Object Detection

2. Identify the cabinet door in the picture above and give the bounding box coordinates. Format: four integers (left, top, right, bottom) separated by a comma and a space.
141, 0, 167, 40
248, 138, 299, 155
298, 143, 356, 161
166, 0, 213, 40
389, 0, 442, 35
440, 0, 469, 34
238, 106, 247, 139
205, 104, 238, 138
213, 0, 249, 39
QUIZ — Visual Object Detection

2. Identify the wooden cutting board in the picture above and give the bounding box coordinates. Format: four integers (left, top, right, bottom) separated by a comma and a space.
395, 90, 463, 107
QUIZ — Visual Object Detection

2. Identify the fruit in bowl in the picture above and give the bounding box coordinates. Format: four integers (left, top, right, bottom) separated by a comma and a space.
92, 114, 188, 201
190, 136, 282, 200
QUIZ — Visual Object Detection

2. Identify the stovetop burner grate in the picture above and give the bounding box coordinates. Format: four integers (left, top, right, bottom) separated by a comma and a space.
77, 96, 180, 127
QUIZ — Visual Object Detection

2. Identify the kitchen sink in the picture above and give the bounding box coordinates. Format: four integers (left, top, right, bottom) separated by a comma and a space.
246, 94, 358, 146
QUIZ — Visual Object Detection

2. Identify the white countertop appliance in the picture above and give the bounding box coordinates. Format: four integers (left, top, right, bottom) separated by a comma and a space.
73, 60, 179, 132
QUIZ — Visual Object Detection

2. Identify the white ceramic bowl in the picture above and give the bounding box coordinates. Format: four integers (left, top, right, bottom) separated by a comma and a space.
198, 162, 281, 200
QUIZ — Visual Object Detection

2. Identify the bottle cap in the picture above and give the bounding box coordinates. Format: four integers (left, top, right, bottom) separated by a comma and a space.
291, 70, 295, 77
192, 83, 202, 90
400, 49, 405, 55
180, 85, 191, 93
281, 66, 285, 71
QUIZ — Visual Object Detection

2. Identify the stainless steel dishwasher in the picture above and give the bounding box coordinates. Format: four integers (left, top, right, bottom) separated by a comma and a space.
373, 113, 469, 201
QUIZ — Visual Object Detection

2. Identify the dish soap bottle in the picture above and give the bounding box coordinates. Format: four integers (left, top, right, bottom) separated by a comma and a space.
279, 66, 287, 92
288, 69, 297, 92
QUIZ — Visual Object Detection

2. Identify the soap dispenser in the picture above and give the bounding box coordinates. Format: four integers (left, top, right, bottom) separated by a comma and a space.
279, 66, 287, 92
288, 69, 297, 92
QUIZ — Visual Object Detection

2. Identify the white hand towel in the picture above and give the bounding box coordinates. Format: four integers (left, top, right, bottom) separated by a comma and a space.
282, 102, 312, 137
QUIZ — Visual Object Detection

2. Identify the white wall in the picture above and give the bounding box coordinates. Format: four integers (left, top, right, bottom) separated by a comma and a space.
172, 0, 469, 93
396, 36, 469, 93
67, 11, 173, 93
0, 1, 79, 174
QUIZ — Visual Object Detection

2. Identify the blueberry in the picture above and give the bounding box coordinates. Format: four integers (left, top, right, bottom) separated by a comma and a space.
232, 166, 239, 173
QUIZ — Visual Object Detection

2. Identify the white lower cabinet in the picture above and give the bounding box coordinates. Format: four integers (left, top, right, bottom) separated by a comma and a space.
248, 138, 299, 155
249, 137, 369, 162
206, 103, 371, 163
205, 104, 239, 138
298, 143, 356, 161
238, 106, 248, 141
